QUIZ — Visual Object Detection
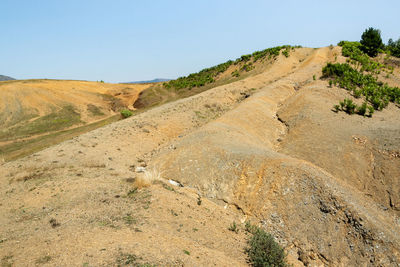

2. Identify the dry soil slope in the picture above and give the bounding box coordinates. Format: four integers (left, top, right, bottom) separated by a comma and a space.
0, 47, 399, 266
0, 80, 149, 161
0, 79, 148, 138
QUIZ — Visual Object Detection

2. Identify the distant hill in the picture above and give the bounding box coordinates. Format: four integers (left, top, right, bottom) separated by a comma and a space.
125, 78, 171, 84
0, 75, 15, 81
0, 79, 151, 161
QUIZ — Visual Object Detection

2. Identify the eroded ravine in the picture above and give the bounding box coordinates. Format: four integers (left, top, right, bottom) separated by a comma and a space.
151, 47, 400, 265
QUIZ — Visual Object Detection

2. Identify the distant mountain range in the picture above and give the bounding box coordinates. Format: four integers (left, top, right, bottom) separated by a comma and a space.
0, 75, 15, 81
124, 78, 171, 84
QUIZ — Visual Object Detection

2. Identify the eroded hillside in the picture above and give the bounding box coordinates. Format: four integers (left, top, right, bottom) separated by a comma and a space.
0, 47, 399, 266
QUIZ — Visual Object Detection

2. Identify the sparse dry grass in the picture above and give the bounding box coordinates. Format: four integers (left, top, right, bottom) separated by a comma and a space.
16, 166, 51, 182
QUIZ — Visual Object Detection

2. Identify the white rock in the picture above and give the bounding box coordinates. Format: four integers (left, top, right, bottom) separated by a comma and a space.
135, 166, 146, 173
168, 179, 183, 187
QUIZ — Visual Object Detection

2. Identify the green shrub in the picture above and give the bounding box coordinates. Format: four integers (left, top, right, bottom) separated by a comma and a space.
360, 27, 384, 57
120, 109, 133, 118
322, 63, 355, 78
246, 227, 287, 267
333, 104, 340, 112
342, 98, 356, 114
231, 70, 240, 77
241, 63, 254, 72
356, 102, 367, 116
387, 38, 400, 58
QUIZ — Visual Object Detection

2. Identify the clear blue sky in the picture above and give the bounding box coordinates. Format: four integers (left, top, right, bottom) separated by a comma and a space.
1, 0, 399, 83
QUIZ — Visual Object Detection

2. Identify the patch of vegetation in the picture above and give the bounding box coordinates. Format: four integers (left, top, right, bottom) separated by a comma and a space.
126, 188, 138, 198
17, 166, 51, 182
183, 250, 190, 256
252, 45, 298, 61
100, 93, 124, 111
339, 41, 384, 73
164, 45, 298, 91
387, 38, 400, 58
0, 115, 120, 162
324, 32, 400, 116
165, 60, 233, 90
116, 253, 155, 267
87, 104, 105, 116
0, 105, 39, 128
241, 63, 255, 72
0, 105, 82, 141
122, 213, 137, 225
120, 109, 133, 118
245, 222, 288, 267
228, 221, 239, 233
161, 183, 175, 192
231, 70, 240, 77
125, 189, 152, 209
335, 99, 373, 116
322, 62, 399, 115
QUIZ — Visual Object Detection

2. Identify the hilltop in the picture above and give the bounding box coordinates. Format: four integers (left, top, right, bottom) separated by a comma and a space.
0, 75, 15, 81
0, 46, 399, 266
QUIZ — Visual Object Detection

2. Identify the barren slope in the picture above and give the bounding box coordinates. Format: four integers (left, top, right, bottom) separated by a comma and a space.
1, 47, 399, 266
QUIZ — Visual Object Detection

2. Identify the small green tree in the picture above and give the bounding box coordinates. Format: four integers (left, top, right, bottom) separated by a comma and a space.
387, 38, 400, 58
360, 27, 384, 57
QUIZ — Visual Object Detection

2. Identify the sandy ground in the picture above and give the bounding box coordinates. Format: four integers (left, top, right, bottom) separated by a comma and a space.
0, 47, 399, 266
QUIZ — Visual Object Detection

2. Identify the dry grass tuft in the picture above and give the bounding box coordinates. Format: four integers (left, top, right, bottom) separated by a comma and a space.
133, 167, 163, 189
16, 166, 51, 182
